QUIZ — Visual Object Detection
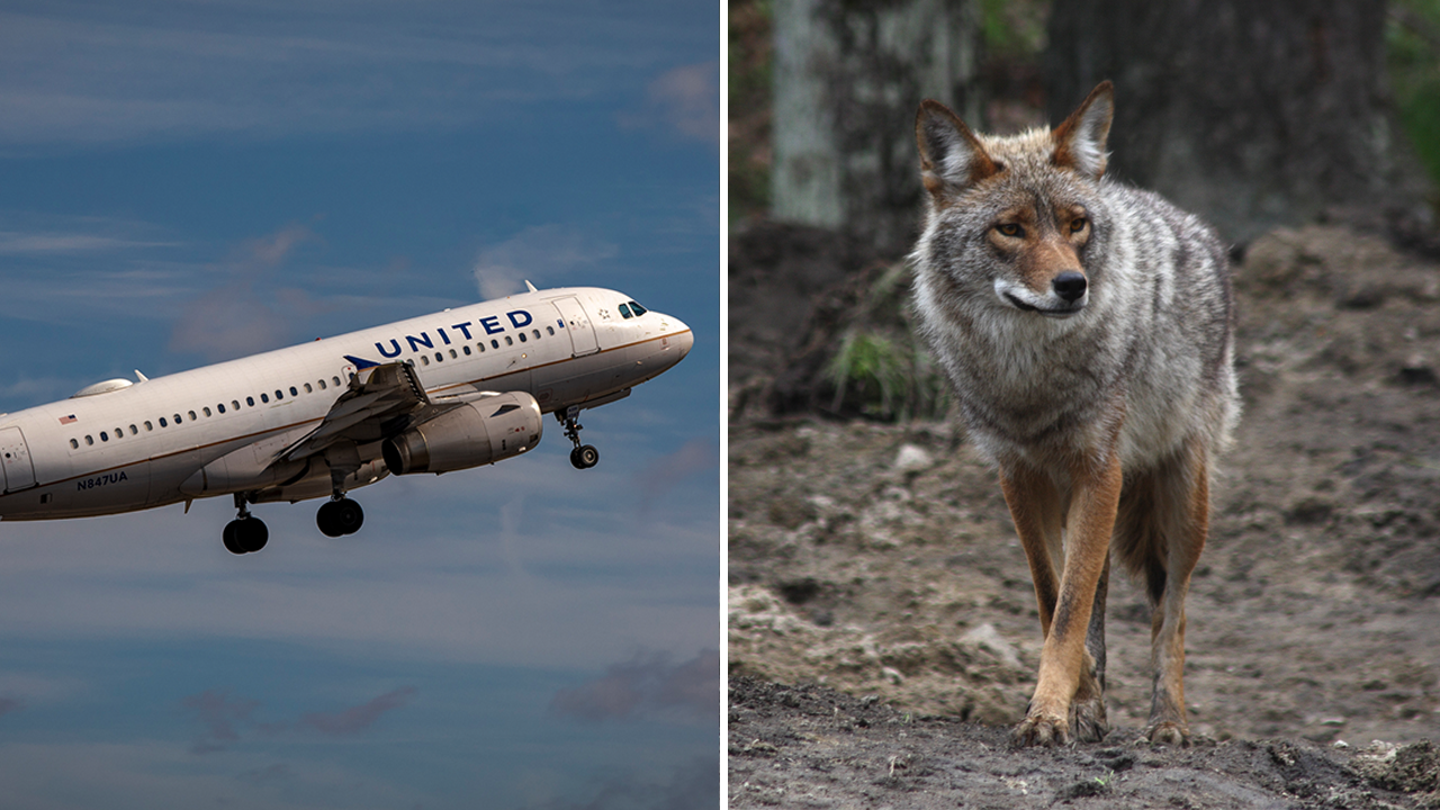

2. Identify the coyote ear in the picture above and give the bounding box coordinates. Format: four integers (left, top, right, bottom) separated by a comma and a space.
1051, 81, 1114, 179
916, 99, 998, 200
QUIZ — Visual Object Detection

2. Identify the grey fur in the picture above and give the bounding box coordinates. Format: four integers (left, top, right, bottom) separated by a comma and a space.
911, 83, 1241, 744
912, 119, 1238, 481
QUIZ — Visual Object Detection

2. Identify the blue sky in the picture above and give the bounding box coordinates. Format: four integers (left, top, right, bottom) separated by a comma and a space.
0, 2, 720, 808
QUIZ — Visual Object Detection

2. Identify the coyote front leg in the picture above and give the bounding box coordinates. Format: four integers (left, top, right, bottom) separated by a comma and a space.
1003, 448, 1122, 746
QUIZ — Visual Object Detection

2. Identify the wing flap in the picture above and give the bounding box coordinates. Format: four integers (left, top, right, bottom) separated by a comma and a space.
280, 362, 432, 462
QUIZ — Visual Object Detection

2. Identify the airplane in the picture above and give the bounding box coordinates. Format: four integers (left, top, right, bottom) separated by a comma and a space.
0, 284, 693, 554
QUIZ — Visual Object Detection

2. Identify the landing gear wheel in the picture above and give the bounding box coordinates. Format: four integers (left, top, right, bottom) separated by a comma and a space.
223, 521, 244, 554
317, 498, 364, 537
224, 493, 268, 554
570, 444, 599, 469
223, 518, 268, 554
559, 408, 600, 469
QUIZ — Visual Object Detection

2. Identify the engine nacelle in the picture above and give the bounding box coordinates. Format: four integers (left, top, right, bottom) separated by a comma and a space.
381, 392, 543, 475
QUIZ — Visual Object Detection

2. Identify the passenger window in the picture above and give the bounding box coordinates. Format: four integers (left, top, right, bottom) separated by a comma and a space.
144, 421, 153, 431
435, 352, 443, 362
304, 383, 312, 393
505, 336, 513, 346
159, 418, 168, 428
532, 329, 540, 339
449, 349, 457, 359
478, 343, 486, 353
420, 355, 430, 366
318, 379, 327, 390
619, 303, 632, 318
203, 407, 211, 417
174, 414, 183, 424
290, 386, 298, 397
333, 376, 341, 387
491, 339, 499, 349
547, 326, 555, 336
218, 404, 226, 414
274, 390, 283, 401
188, 410, 197, 420
115, 427, 123, 438
518, 332, 527, 343
70, 438, 78, 449
247, 397, 255, 406
261, 394, 269, 404
129, 425, 138, 435
232, 400, 240, 411
463, 345, 471, 356
85, 435, 94, 445
100, 431, 109, 442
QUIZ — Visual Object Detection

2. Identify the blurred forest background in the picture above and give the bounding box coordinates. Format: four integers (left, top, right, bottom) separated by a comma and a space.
729, 0, 1440, 421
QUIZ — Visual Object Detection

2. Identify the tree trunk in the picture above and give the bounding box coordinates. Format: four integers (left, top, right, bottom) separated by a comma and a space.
772, 0, 982, 256
1045, 0, 1431, 246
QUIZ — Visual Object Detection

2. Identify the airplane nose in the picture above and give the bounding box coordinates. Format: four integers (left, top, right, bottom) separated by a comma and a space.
657, 313, 693, 362
672, 321, 694, 360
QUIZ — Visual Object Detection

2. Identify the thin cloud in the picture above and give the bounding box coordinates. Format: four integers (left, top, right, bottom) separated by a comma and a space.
619, 62, 720, 144
472, 225, 619, 300
181, 685, 417, 752
181, 689, 259, 754
517, 757, 719, 810
633, 438, 717, 514
299, 686, 417, 736
167, 223, 327, 361
549, 649, 718, 723
236, 763, 294, 785
242, 223, 319, 266
0, 696, 21, 718
0, 6, 695, 150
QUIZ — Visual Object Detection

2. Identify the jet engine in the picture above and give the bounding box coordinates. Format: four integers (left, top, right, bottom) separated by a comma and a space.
382, 391, 543, 475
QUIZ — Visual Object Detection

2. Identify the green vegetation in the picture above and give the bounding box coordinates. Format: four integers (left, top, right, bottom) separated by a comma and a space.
823, 263, 950, 422
1388, 0, 1440, 198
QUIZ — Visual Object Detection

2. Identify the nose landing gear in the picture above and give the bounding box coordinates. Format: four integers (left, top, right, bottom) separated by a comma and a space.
558, 407, 599, 469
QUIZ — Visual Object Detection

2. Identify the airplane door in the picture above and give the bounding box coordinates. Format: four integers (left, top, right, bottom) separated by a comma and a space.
0, 426, 36, 492
553, 298, 599, 357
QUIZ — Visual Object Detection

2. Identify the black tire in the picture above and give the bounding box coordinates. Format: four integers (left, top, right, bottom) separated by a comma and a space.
239, 518, 269, 553
317, 501, 344, 537
577, 444, 599, 469
570, 446, 585, 469
223, 521, 246, 555
333, 498, 364, 535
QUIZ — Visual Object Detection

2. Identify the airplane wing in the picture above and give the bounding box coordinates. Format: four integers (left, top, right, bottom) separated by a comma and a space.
278, 360, 484, 463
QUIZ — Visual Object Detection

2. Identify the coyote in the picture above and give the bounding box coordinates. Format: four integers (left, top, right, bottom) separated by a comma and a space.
910, 82, 1239, 746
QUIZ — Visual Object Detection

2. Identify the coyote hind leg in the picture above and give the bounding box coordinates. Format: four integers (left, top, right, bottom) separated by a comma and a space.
1116, 438, 1210, 745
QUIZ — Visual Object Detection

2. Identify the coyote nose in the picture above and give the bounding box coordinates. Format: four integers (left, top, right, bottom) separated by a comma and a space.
1052, 271, 1087, 302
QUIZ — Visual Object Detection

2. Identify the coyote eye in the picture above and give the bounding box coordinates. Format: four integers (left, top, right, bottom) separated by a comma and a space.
1069, 217, 1088, 233
996, 223, 1023, 238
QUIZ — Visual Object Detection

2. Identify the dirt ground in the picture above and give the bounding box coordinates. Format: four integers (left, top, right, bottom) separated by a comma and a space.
727, 223, 1440, 807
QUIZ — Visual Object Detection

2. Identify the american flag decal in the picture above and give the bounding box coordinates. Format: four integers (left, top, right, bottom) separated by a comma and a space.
59, 414, 77, 424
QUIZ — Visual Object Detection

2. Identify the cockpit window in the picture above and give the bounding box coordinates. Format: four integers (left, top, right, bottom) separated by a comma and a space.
629, 300, 647, 316
619, 303, 632, 319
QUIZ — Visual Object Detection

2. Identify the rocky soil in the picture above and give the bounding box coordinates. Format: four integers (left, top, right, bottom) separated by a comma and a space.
728, 223, 1440, 807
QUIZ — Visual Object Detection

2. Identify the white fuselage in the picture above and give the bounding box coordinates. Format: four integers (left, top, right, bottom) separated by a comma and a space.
0, 286, 692, 521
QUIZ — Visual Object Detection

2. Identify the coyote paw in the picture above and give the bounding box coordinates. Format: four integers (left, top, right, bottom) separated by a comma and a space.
1147, 721, 1189, 747
1013, 714, 1071, 747
1073, 696, 1109, 743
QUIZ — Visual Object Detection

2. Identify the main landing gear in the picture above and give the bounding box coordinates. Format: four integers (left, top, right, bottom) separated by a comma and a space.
316, 495, 364, 538
559, 408, 599, 470
223, 493, 269, 555
221, 490, 365, 554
